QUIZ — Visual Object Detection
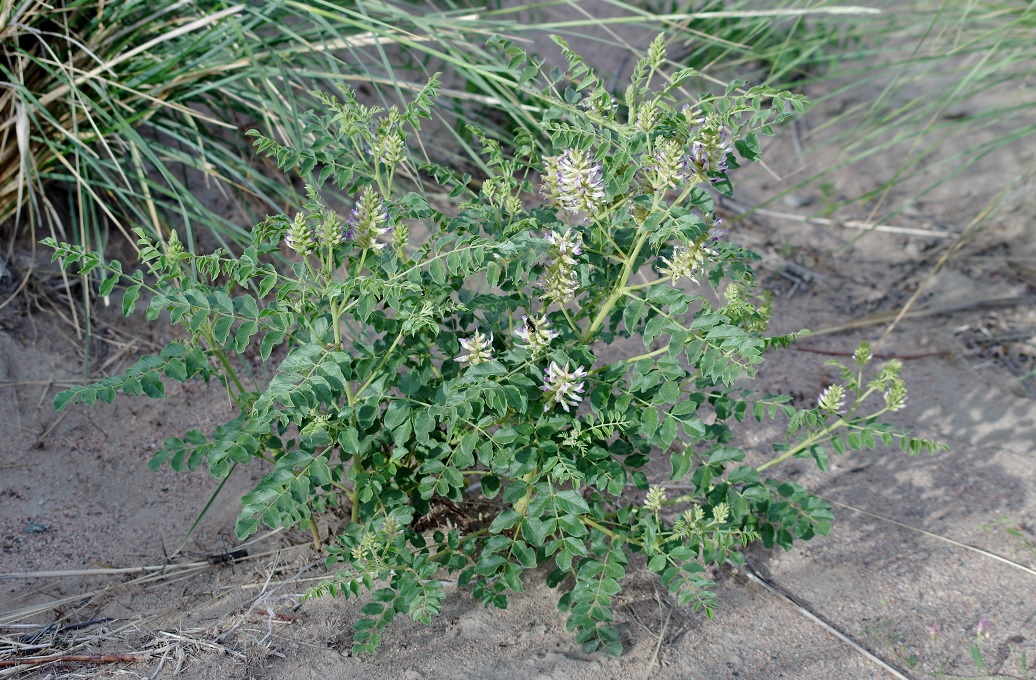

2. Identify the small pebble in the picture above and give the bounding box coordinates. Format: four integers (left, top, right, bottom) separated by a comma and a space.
25, 523, 48, 534
782, 194, 810, 208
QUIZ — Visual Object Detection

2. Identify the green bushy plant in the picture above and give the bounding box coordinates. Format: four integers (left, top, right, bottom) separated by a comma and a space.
43, 36, 943, 655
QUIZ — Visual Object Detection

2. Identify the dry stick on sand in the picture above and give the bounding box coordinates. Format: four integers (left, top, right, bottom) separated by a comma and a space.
0, 537, 302, 676
878, 188, 1013, 342
730, 561, 912, 680
641, 593, 672, 680
719, 197, 953, 239
807, 295, 1028, 337
0, 654, 145, 668
627, 476, 1035, 674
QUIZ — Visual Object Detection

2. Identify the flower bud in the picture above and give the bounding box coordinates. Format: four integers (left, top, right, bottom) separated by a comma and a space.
348, 186, 391, 251
817, 384, 846, 414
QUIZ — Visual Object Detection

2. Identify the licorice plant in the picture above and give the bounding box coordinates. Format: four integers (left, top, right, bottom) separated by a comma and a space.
44, 36, 943, 655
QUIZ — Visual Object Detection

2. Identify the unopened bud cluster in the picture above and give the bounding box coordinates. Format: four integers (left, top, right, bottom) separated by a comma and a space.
647, 139, 687, 191
480, 177, 523, 215
541, 229, 583, 305
283, 188, 389, 257
371, 110, 406, 166
817, 384, 847, 415
635, 100, 660, 133
644, 486, 667, 512
875, 359, 907, 411
349, 186, 391, 251
285, 212, 318, 256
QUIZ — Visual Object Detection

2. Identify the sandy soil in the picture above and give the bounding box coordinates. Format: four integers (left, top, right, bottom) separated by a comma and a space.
2, 8, 1035, 679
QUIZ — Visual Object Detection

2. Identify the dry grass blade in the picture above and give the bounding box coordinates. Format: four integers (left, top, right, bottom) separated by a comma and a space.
0, 0, 515, 263
817, 494, 1036, 579
0, 530, 287, 625
808, 295, 1028, 337
0, 561, 212, 580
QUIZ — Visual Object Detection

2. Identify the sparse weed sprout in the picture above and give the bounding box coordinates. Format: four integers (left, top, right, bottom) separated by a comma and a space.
44, 36, 944, 655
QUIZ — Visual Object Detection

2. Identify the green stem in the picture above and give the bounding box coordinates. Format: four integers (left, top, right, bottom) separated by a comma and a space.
583, 516, 644, 547
560, 306, 578, 334
356, 328, 406, 399
579, 248, 639, 344
207, 333, 246, 399
616, 345, 669, 367
513, 468, 539, 517
330, 299, 343, 349
308, 511, 322, 550
624, 276, 674, 293
351, 455, 362, 524
757, 390, 887, 473
579, 189, 667, 343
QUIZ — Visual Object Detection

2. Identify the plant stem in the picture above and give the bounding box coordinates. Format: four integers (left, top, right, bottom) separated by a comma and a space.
351, 455, 362, 524
356, 328, 405, 399
513, 468, 538, 517
580, 233, 644, 344
580, 190, 668, 343
207, 334, 246, 398
330, 299, 343, 349
624, 276, 674, 292
308, 514, 322, 550
757, 390, 887, 472
583, 516, 644, 547
617, 345, 669, 367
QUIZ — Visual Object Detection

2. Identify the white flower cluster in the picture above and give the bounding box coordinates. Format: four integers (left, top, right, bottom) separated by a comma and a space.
514, 315, 559, 352
541, 149, 606, 218
541, 361, 588, 412
455, 329, 494, 366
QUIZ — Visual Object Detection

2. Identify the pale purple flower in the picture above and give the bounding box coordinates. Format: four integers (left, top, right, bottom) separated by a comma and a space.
514, 315, 560, 351
541, 149, 606, 217
687, 114, 732, 183
976, 616, 991, 639
703, 210, 724, 232
542, 267, 579, 306
541, 361, 588, 412
456, 330, 494, 366
545, 229, 583, 265
661, 242, 712, 285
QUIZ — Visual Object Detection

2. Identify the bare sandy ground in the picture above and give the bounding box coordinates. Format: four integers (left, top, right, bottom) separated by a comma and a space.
2, 8, 1035, 679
